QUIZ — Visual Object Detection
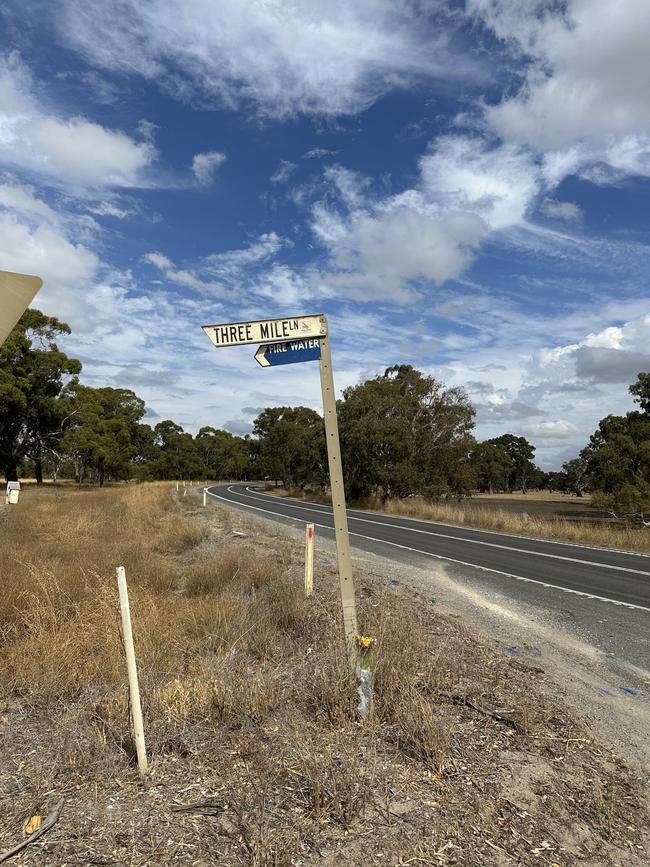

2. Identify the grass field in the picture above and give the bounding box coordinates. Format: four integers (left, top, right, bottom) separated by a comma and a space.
0, 484, 648, 864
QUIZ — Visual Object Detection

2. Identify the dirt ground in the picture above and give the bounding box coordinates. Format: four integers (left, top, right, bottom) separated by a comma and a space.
0, 486, 648, 865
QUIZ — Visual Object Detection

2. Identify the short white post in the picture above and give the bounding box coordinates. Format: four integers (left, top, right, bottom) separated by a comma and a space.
305, 523, 315, 596
176, 481, 179, 492
203, 488, 207, 507
116, 566, 148, 777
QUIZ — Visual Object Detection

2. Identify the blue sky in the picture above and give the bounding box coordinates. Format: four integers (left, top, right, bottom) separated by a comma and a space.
2, 0, 650, 469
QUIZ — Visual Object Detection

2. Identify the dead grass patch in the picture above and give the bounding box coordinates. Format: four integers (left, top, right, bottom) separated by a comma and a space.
379, 495, 650, 552
0, 484, 647, 865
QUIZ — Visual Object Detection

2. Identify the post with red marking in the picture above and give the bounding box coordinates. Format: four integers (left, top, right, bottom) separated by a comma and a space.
305, 522, 315, 596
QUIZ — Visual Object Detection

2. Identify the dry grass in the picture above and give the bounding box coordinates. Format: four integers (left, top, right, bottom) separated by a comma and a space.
0, 484, 647, 865
378, 495, 650, 552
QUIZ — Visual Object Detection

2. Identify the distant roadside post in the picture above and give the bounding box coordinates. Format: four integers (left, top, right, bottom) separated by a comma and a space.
0, 270, 43, 348
202, 314, 359, 663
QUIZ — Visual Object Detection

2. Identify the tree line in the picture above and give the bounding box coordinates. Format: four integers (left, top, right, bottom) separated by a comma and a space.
6, 308, 648, 518
552, 374, 650, 523
1, 311, 251, 485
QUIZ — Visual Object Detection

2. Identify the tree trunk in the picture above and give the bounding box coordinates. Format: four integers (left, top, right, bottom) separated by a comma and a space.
4, 463, 18, 483
34, 458, 43, 485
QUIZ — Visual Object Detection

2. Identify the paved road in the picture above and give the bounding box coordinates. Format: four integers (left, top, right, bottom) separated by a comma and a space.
206, 484, 650, 612
206, 483, 650, 765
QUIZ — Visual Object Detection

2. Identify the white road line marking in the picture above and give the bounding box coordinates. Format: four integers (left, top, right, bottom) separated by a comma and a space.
205, 487, 650, 613
244, 485, 650, 559
232, 487, 650, 578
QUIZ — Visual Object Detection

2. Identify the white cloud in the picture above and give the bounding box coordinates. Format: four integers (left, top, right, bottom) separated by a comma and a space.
419, 136, 540, 230
0, 53, 155, 189
307, 136, 540, 301
0, 209, 99, 290
143, 251, 174, 271
471, 0, 650, 179
540, 198, 583, 223
251, 264, 309, 306
521, 420, 579, 440
303, 148, 338, 160
532, 316, 650, 387
143, 233, 287, 296
192, 150, 226, 186
270, 160, 298, 184
323, 165, 371, 210
142, 250, 225, 296
320, 207, 487, 302
87, 200, 132, 219
205, 233, 286, 277
0, 181, 59, 222
56, 0, 478, 119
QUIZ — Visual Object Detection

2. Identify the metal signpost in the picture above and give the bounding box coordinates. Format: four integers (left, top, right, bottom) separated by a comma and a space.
202, 313, 359, 659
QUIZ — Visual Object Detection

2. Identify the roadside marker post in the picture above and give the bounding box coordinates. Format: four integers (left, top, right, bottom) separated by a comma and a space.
305, 523, 315, 596
202, 313, 359, 665
115, 566, 148, 778
203, 488, 207, 507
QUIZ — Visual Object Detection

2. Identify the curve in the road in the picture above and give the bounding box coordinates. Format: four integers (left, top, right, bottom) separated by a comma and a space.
206, 484, 650, 613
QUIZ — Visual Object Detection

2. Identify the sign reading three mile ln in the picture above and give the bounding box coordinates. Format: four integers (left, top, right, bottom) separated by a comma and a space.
202, 314, 326, 348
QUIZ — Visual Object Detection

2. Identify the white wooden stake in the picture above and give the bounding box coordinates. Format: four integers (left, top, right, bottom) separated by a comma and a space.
203, 488, 207, 507
304, 523, 314, 596
116, 566, 148, 777
176, 481, 179, 492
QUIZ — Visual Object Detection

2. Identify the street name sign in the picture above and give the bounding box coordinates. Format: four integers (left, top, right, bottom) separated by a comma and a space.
202, 314, 326, 348
255, 338, 321, 367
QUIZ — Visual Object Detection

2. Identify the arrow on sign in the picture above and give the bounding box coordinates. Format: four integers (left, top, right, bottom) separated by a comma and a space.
255, 338, 322, 367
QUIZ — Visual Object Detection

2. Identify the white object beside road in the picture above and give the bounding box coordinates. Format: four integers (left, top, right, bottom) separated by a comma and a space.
5, 480, 20, 505
305, 522, 314, 595
116, 566, 148, 777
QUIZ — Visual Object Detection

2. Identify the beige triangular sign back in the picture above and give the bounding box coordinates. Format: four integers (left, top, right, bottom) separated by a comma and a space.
0, 270, 43, 347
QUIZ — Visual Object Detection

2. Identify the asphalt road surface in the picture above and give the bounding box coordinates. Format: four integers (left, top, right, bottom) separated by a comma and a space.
207, 483, 650, 612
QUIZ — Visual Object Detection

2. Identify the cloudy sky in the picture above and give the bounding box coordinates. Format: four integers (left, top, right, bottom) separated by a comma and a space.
2, 0, 649, 468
